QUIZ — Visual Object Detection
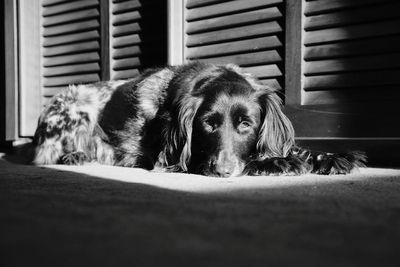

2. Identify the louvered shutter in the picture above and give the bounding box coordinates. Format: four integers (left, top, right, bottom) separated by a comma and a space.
110, 0, 141, 79
41, 0, 102, 103
302, 0, 400, 105
5, 0, 169, 138
184, 0, 284, 90
282, 0, 400, 165
110, 0, 167, 80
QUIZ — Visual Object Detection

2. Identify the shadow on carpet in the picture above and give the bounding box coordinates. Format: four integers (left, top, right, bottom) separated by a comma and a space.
1, 158, 399, 267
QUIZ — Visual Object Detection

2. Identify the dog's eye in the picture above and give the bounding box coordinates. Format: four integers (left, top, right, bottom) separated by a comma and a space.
238, 121, 251, 130
202, 113, 222, 132
204, 119, 218, 132
237, 116, 252, 130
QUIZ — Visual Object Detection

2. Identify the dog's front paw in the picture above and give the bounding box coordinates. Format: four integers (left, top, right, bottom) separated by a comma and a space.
245, 156, 310, 176
312, 151, 367, 175
270, 156, 311, 175
59, 151, 88, 165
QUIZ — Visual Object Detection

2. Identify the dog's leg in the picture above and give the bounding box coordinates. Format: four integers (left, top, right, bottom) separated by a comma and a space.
57, 135, 85, 165
59, 151, 88, 165
57, 123, 93, 165
114, 139, 155, 169
294, 148, 367, 175
33, 137, 63, 165
89, 124, 115, 165
244, 148, 366, 176
33, 88, 101, 165
244, 154, 312, 176
287, 147, 367, 175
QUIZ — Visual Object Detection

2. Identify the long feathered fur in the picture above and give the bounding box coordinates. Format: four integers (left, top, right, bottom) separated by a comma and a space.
32, 62, 366, 176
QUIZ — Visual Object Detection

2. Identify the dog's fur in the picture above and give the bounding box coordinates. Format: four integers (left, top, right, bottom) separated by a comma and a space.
32, 62, 366, 176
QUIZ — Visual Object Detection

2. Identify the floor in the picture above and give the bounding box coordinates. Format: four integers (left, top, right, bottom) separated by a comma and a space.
1, 154, 400, 267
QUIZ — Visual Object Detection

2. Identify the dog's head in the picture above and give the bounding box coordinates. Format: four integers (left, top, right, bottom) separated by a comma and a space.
169, 63, 295, 177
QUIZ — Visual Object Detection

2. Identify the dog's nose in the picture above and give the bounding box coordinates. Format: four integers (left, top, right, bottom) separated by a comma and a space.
214, 150, 237, 177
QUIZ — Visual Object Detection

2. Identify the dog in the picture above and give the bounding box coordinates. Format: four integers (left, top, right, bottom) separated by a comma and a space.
32, 62, 366, 177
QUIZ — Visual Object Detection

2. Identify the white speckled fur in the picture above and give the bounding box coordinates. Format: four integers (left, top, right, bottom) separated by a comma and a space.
33, 81, 127, 165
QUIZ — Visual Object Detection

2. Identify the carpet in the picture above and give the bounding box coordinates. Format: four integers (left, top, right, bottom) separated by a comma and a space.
1, 155, 400, 267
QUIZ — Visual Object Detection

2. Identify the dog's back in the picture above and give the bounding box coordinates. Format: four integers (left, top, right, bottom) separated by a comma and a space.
99, 67, 176, 168
32, 66, 178, 167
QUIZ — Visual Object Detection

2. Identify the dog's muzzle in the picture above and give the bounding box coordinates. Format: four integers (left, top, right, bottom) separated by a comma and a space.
213, 150, 243, 177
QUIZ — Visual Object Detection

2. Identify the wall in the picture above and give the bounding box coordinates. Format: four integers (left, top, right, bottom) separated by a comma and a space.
0, 1, 7, 148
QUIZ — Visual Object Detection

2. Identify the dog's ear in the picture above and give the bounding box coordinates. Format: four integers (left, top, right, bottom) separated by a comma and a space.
164, 94, 202, 172
177, 95, 202, 171
256, 89, 295, 158
164, 66, 222, 171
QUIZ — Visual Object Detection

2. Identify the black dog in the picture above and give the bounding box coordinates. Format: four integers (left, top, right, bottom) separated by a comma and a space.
32, 62, 366, 177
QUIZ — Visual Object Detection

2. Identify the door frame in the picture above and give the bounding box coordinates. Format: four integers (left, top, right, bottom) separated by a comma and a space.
4, 0, 42, 140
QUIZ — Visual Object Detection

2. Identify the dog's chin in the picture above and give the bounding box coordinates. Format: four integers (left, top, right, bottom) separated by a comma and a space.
194, 161, 245, 178
227, 165, 245, 178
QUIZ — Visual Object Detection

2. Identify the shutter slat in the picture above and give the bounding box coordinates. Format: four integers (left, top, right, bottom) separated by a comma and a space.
186, 7, 282, 34
304, 70, 400, 91
112, 69, 140, 80
305, 2, 400, 31
43, 30, 99, 47
304, 35, 400, 60
113, 57, 141, 70
186, 0, 282, 21
304, 0, 393, 16
43, 74, 100, 87
113, 34, 141, 48
113, 46, 141, 59
187, 21, 282, 47
243, 65, 282, 79
186, 0, 231, 9
260, 78, 282, 90
43, 8, 99, 27
43, 19, 100, 37
42, 0, 71, 7
42, 86, 67, 97
303, 87, 400, 105
43, 63, 100, 77
112, 22, 141, 37
187, 36, 281, 59
304, 20, 400, 45
112, 10, 141, 25
42, 0, 99, 17
304, 54, 400, 75
43, 52, 100, 67
112, 0, 141, 14
194, 50, 281, 66
43, 40, 99, 57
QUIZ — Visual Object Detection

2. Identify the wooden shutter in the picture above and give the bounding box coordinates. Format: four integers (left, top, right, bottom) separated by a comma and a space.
284, 0, 400, 165
184, 0, 284, 90
2, 0, 169, 139
302, 0, 400, 105
41, 0, 102, 103
42, 0, 168, 95
110, 0, 141, 79
110, 0, 167, 80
